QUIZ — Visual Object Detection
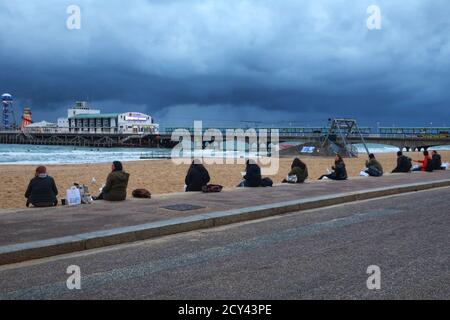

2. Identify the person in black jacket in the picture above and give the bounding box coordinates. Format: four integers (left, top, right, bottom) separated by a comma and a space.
318, 154, 348, 180
282, 158, 308, 183
185, 160, 210, 192
25, 166, 58, 207
431, 150, 444, 170
392, 151, 412, 173
239, 159, 262, 187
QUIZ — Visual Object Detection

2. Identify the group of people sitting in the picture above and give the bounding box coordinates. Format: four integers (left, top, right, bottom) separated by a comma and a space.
392, 150, 445, 173
25, 161, 130, 208
24, 150, 446, 207
186, 159, 273, 190
186, 158, 308, 190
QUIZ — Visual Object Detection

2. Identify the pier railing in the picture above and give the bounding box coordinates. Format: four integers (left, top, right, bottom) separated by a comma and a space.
1, 127, 449, 149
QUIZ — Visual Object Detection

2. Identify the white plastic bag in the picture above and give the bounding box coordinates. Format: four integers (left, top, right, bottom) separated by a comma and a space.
66, 186, 81, 206
359, 170, 369, 177
442, 162, 449, 170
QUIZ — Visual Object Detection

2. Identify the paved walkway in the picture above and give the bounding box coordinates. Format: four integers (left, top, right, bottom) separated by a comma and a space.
2, 187, 448, 299
1, 171, 449, 247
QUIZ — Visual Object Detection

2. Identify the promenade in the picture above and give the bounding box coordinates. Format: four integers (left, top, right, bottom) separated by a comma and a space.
1, 170, 449, 265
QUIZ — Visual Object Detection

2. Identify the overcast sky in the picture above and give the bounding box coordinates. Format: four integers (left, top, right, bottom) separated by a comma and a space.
0, 0, 449, 128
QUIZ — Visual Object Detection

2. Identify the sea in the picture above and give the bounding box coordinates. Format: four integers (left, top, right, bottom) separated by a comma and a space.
0, 143, 449, 165
0, 144, 166, 165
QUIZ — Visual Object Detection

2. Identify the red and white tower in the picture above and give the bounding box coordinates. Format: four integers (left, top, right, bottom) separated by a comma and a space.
20, 107, 33, 129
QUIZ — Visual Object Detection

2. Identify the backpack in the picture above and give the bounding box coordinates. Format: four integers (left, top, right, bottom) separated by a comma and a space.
202, 184, 223, 193
261, 177, 273, 187
132, 188, 152, 199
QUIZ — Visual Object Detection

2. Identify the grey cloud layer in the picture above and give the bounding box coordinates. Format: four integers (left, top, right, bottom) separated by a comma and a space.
0, 0, 449, 126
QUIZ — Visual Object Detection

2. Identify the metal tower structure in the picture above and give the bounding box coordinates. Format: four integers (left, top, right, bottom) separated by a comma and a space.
321, 118, 370, 157
2, 93, 16, 130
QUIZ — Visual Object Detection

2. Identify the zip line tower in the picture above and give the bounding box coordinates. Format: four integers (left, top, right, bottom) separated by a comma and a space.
320, 118, 370, 157
2, 93, 16, 130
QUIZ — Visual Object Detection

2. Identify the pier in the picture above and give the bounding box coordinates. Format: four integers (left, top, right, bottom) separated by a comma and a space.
1, 126, 450, 151
0, 131, 176, 149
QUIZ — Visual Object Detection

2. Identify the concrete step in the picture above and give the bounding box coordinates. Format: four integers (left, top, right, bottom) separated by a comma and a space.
1, 172, 449, 265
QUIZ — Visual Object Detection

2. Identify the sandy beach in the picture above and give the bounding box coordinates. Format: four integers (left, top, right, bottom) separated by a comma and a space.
1, 151, 448, 210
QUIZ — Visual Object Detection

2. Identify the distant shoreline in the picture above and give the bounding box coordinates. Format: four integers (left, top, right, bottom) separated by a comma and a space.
0, 150, 405, 166
1, 143, 449, 166
1, 149, 449, 166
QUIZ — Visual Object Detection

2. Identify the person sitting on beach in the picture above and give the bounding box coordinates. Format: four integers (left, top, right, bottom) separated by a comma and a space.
25, 166, 58, 207
392, 151, 412, 173
431, 150, 444, 170
238, 159, 262, 187
94, 161, 130, 201
365, 153, 383, 177
185, 160, 210, 192
282, 158, 308, 183
318, 154, 348, 181
413, 151, 432, 172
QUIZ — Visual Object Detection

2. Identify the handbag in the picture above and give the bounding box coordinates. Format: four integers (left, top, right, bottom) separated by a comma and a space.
132, 188, 152, 198
286, 175, 298, 183
261, 177, 273, 187
202, 184, 223, 193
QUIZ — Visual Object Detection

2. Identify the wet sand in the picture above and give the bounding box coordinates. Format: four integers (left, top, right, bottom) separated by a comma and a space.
1, 151, 448, 210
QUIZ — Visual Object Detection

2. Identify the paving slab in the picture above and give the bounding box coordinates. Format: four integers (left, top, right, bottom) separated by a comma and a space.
0, 171, 449, 248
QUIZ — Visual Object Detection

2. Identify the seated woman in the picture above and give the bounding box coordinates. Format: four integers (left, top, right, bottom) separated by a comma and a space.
185, 160, 210, 192
25, 166, 58, 207
413, 151, 432, 172
94, 161, 130, 201
282, 158, 308, 183
238, 160, 262, 187
318, 154, 348, 180
365, 153, 383, 177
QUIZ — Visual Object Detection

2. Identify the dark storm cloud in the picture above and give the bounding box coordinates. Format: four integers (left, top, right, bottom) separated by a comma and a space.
0, 0, 449, 127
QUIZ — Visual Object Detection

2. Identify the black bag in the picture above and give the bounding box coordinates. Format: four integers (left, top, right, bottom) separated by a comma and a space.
260, 177, 273, 187
406, 157, 413, 171
202, 184, 223, 193
367, 166, 383, 177
132, 188, 152, 199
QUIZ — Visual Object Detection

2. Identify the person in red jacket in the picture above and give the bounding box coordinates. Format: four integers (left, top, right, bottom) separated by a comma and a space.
413, 151, 432, 171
